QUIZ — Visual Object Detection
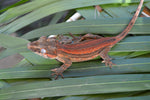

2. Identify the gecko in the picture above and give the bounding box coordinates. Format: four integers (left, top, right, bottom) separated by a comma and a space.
28, 0, 144, 79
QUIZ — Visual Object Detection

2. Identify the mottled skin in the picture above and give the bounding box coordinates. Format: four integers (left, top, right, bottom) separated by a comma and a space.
28, 0, 144, 79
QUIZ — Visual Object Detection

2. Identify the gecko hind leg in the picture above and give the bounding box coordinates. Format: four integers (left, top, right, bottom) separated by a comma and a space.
69, 33, 103, 44
51, 58, 72, 79
80, 33, 103, 41
99, 46, 116, 68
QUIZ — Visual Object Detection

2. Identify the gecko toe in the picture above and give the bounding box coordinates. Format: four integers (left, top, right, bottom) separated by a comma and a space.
51, 68, 64, 80
102, 59, 116, 69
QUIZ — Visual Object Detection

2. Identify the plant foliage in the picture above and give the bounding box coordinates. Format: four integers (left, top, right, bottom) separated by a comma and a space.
0, 0, 150, 100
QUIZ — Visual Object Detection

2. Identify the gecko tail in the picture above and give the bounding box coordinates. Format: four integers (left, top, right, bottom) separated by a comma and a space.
116, 0, 144, 42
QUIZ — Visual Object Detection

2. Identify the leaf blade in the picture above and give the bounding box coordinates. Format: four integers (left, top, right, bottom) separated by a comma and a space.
22, 17, 150, 39
0, 74, 150, 100
1, 0, 148, 34
0, 58, 150, 79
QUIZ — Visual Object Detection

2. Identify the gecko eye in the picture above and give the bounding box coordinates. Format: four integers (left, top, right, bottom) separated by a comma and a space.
41, 49, 46, 54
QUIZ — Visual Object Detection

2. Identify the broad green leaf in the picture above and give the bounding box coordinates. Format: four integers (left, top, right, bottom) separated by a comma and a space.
0, 58, 149, 79
22, 17, 150, 39
1, 0, 148, 34
0, 74, 150, 100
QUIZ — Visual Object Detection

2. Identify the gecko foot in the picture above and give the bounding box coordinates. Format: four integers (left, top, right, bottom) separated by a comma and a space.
102, 59, 116, 68
51, 68, 64, 80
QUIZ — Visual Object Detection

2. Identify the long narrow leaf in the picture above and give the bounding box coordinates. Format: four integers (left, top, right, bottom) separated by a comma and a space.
21, 52, 58, 65
49, 11, 66, 25
0, 47, 29, 59
0, 74, 150, 100
1, 0, 148, 34
0, 34, 29, 59
107, 96, 150, 100
0, 0, 29, 13
22, 18, 150, 39
0, 34, 29, 48
0, 58, 149, 79
77, 3, 138, 19
0, 0, 57, 23
145, 1, 150, 9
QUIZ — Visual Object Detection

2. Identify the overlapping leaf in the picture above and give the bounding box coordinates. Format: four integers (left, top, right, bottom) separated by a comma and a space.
0, 57, 149, 79
22, 18, 150, 39
0, 34, 29, 59
0, 74, 150, 100
0, 0, 150, 100
1, 0, 149, 34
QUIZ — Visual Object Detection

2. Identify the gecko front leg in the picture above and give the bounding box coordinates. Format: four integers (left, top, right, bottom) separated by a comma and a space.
99, 46, 116, 68
51, 57, 72, 79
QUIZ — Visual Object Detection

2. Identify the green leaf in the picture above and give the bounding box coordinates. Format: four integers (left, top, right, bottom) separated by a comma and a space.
111, 36, 150, 52
14, 58, 33, 67
0, 34, 29, 59
77, 3, 139, 19
0, 80, 10, 89
0, 0, 30, 13
0, 47, 29, 59
127, 51, 150, 58
107, 96, 150, 100
0, 34, 29, 48
0, 0, 149, 100
21, 52, 59, 65
1, 0, 148, 34
49, 11, 66, 25
0, 0, 57, 23
145, 1, 150, 9
101, 3, 138, 18
0, 58, 149, 79
22, 17, 150, 39
58, 94, 150, 100
0, 74, 150, 100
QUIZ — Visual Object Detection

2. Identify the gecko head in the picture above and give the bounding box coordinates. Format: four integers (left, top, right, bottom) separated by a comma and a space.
27, 36, 57, 59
